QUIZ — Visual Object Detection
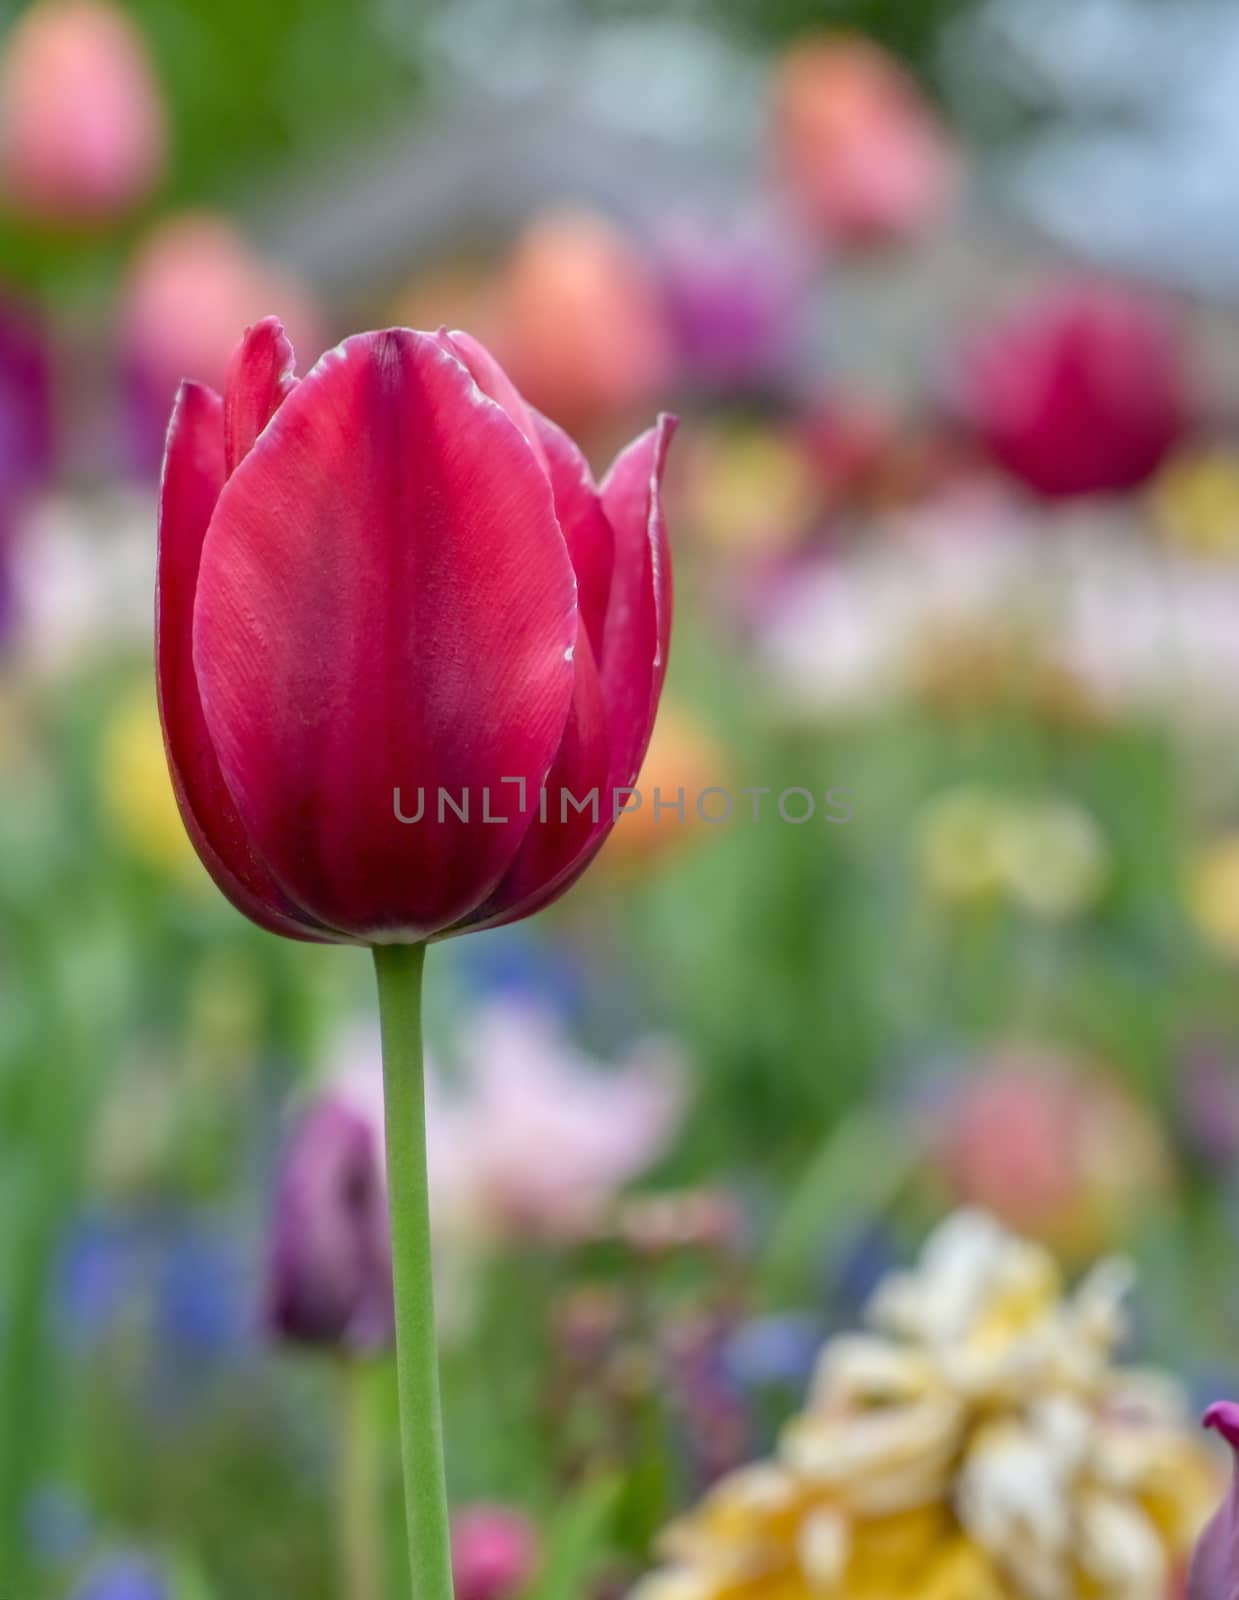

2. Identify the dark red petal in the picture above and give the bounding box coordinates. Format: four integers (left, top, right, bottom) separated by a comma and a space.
440, 329, 615, 655
532, 408, 614, 655
156, 382, 333, 942
599, 413, 676, 791
193, 329, 579, 942
223, 317, 299, 476
451, 414, 676, 934
454, 624, 609, 934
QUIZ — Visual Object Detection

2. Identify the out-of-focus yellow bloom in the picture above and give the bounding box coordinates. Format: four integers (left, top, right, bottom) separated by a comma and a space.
1189, 833, 1239, 960
683, 424, 817, 558
1152, 449, 1239, 559
632, 1212, 1215, 1600
916, 785, 1009, 904
100, 685, 202, 882
994, 798, 1109, 921
916, 787, 1108, 920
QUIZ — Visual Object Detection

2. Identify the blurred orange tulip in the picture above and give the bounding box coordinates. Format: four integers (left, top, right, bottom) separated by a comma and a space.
0, 0, 166, 225
772, 35, 957, 251
492, 211, 671, 435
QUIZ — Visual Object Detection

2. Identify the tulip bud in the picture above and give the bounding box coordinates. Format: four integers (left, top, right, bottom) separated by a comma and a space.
451, 1505, 538, 1600
0, 0, 166, 225
264, 1078, 394, 1353
125, 214, 325, 474
657, 219, 809, 395
771, 35, 957, 250
1189, 1403, 1239, 1599
493, 212, 671, 431
954, 281, 1189, 499
157, 319, 673, 942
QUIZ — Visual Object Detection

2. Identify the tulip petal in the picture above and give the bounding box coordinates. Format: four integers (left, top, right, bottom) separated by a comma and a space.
1191, 1403, 1239, 1600
599, 413, 676, 790
156, 382, 331, 941
223, 316, 299, 475
456, 624, 609, 932
193, 329, 579, 941
439, 330, 614, 650
533, 408, 614, 653
438, 328, 547, 469
458, 414, 676, 933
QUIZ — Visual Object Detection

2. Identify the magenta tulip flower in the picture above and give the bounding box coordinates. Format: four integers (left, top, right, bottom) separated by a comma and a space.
451, 1506, 537, 1600
156, 317, 674, 1600
1191, 1403, 1239, 1599
157, 318, 673, 944
954, 281, 1189, 500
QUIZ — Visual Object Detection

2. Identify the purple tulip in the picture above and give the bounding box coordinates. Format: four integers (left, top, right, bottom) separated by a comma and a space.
0, 296, 53, 642
1190, 1402, 1239, 1598
0, 296, 52, 497
263, 1080, 393, 1353
658, 219, 809, 394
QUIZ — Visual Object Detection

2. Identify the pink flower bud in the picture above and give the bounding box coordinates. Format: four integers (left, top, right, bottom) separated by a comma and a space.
451, 1505, 537, 1600
0, 0, 165, 224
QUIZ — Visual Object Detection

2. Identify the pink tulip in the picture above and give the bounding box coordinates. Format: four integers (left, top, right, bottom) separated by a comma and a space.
156, 318, 673, 942
0, 0, 165, 224
124, 213, 325, 471
1189, 1403, 1239, 1599
492, 212, 672, 432
954, 281, 1190, 499
772, 35, 957, 250
451, 1506, 537, 1600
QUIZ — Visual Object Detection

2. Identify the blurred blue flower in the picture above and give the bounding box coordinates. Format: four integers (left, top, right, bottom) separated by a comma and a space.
56, 1212, 147, 1351
829, 1221, 901, 1314
72, 1552, 167, 1600
155, 1219, 253, 1363
457, 926, 586, 1020
724, 1313, 821, 1394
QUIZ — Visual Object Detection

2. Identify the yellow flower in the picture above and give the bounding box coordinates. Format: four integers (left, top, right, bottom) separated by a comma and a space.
684, 424, 816, 558
1152, 449, 1239, 559
916, 788, 1108, 921
1190, 833, 1239, 960
632, 1213, 1216, 1600
99, 684, 201, 882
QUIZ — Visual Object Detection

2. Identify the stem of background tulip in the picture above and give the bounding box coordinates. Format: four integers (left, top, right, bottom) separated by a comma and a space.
337, 1360, 383, 1600
373, 942, 455, 1600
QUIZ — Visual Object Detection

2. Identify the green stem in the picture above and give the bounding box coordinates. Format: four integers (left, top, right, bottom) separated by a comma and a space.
337, 1360, 384, 1600
373, 943, 454, 1600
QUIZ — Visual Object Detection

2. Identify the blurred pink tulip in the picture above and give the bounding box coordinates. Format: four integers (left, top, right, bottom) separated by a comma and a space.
938, 1049, 1173, 1260
426, 1002, 684, 1244
123, 213, 325, 472
451, 1506, 537, 1600
493, 211, 671, 433
1189, 1403, 1239, 1599
772, 35, 957, 250
0, 0, 165, 224
954, 281, 1190, 499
